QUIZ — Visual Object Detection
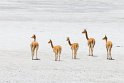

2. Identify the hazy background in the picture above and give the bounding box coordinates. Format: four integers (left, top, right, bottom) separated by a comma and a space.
0, 0, 124, 83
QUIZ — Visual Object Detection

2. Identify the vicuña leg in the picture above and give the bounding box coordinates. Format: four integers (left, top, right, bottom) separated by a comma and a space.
58, 53, 60, 61
74, 50, 76, 59
55, 54, 58, 61
89, 47, 91, 56
54, 54, 56, 61
91, 47, 93, 56
72, 50, 74, 59
36, 46, 39, 59
75, 49, 78, 59
32, 47, 35, 60
106, 48, 109, 59
109, 48, 112, 60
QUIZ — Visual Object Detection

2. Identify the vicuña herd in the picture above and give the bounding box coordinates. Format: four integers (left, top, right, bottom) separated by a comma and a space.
30, 29, 113, 61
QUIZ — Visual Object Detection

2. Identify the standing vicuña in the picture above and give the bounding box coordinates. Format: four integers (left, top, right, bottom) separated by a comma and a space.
30, 34, 39, 60
66, 37, 79, 59
103, 35, 113, 60
48, 39, 62, 61
82, 29, 95, 56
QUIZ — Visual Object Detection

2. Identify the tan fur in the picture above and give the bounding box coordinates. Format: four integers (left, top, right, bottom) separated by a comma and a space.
48, 39, 62, 61
88, 38, 95, 48
66, 37, 79, 59
103, 35, 113, 60
82, 29, 95, 56
30, 34, 39, 60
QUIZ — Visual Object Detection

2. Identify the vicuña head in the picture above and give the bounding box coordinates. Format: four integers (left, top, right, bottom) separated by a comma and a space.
31, 34, 36, 39
66, 37, 70, 41
82, 29, 87, 34
102, 35, 107, 40
48, 39, 52, 44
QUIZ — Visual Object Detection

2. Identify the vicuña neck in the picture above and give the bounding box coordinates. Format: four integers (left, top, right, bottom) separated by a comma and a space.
105, 38, 107, 43
50, 41, 54, 48
34, 38, 36, 42
85, 32, 89, 40
67, 39, 72, 46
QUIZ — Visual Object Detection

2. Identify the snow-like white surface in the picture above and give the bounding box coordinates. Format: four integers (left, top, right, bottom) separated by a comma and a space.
0, 0, 124, 83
